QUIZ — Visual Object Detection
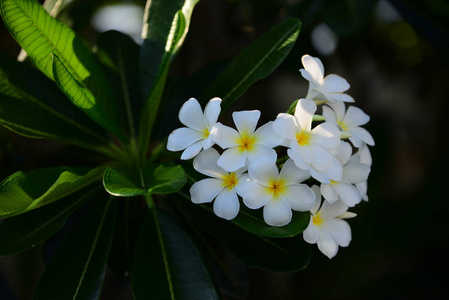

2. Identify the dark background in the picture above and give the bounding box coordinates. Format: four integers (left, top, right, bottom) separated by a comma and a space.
1, 0, 448, 299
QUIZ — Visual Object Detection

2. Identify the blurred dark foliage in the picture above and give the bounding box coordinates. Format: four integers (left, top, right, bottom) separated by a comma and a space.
1, 0, 448, 299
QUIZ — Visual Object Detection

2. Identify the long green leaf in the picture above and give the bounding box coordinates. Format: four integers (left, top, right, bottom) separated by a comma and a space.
179, 201, 311, 272
34, 197, 116, 300
103, 162, 186, 197
52, 54, 125, 139
0, 56, 111, 148
0, 166, 104, 218
0, 186, 99, 256
138, 0, 200, 162
132, 208, 218, 300
201, 18, 301, 111
0, 0, 118, 124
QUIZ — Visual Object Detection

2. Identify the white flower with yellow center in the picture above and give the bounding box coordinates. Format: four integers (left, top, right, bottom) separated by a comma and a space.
272, 98, 343, 184
322, 101, 375, 148
189, 148, 245, 220
303, 186, 356, 259
167, 97, 221, 160
320, 142, 371, 207
300, 54, 354, 103
235, 158, 315, 227
211, 110, 284, 172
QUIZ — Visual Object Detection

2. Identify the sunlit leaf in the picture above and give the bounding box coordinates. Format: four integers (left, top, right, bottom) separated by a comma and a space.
0, 186, 100, 256
0, 166, 104, 218
103, 162, 186, 197
132, 208, 218, 300
34, 197, 116, 300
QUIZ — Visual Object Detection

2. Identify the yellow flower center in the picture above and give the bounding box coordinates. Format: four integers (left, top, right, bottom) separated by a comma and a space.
238, 133, 255, 151
222, 172, 238, 190
312, 213, 324, 226
296, 131, 310, 146
266, 179, 286, 199
202, 128, 210, 139
339, 121, 348, 132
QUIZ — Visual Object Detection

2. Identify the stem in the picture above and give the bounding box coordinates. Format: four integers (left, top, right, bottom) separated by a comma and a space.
117, 46, 136, 139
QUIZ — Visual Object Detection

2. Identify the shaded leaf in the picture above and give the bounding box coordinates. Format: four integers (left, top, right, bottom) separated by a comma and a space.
0, 166, 104, 218
0, 185, 100, 256
201, 18, 301, 111
103, 162, 186, 197
34, 197, 116, 300
132, 208, 218, 300
178, 201, 311, 272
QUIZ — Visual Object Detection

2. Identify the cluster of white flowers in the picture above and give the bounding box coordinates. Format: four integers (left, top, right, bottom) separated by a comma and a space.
167, 54, 374, 259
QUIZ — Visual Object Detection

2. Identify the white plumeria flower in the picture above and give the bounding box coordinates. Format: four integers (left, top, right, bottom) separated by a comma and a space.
320, 142, 371, 207
303, 186, 356, 259
322, 101, 375, 148
300, 54, 354, 103
189, 148, 245, 220
211, 110, 284, 172
272, 98, 343, 184
355, 143, 372, 201
236, 158, 315, 227
167, 97, 221, 160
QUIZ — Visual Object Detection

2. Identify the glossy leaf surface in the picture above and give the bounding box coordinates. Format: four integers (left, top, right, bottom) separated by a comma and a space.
0, 186, 99, 256
132, 208, 218, 300
103, 162, 186, 197
0, 166, 104, 218
34, 197, 116, 300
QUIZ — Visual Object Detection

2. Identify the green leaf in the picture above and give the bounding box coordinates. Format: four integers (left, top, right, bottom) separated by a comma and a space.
132, 208, 218, 300
138, 0, 200, 162
201, 18, 301, 111
179, 201, 311, 272
0, 0, 118, 124
52, 54, 125, 139
103, 162, 187, 197
34, 197, 116, 300
0, 55, 111, 148
232, 206, 311, 238
96, 30, 142, 138
0, 185, 99, 256
321, 0, 378, 36
0, 166, 104, 218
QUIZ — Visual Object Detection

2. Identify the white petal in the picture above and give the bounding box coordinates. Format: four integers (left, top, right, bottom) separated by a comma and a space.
253, 121, 284, 147
303, 218, 319, 244
272, 113, 298, 141
201, 135, 215, 150
343, 158, 370, 184
263, 198, 292, 227
311, 122, 341, 150
167, 127, 203, 151
309, 167, 331, 184
348, 127, 375, 147
282, 184, 315, 211
335, 141, 352, 165
287, 148, 309, 170
317, 230, 339, 259
217, 147, 247, 172
320, 183, 338, 203
180, 141, 204, 160
358, 143, 372, 166
322, 105, 338, 125
279, 159, 310, 185
356, 181, 369, 201
248, 157, 279, 186
327, 101, 346, 122
239, 180, 272, 209
190, 178, 224, 204
325, 92, 354, 103
179, 98, 207, 131
246, 145, 278, 166
344, 106, 370, 127
213, 188, 240, 220
294, 99, 316, 132
232, 110, 260, 137
334, 182, 362, 207
301, 55, 324, 84
321, 219, 351, 247
323, 157, 344, 182
310, 185, 322, 214
193, 148, 227, 178
211, 123, 241, 149
321, 74, 350, 93
290, 141, 313, 164
310, 143, 334, 172
204, 97, 222, 126
320, 199, 349, 219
